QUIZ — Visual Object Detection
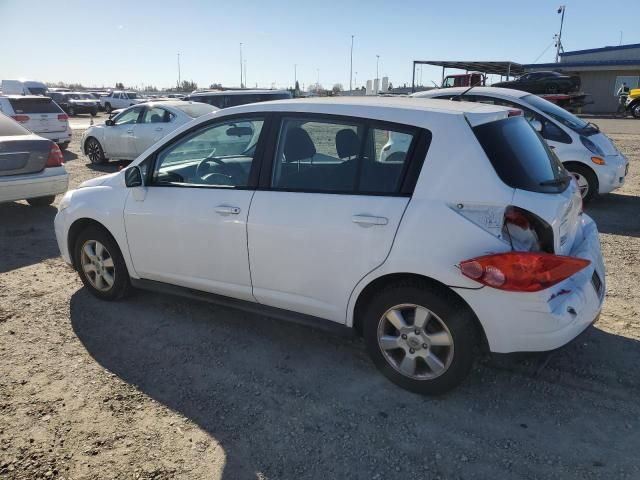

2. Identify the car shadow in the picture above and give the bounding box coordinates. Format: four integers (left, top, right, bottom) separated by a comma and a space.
63, 150, 79, 162
586, 192, 640, 238
0, 202, 59, 273
70, 288, 640, 479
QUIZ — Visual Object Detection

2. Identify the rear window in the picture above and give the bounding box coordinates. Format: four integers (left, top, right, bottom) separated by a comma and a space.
0, 113, 30, 136
473, 116, 570, 193
174, 103, 217, 118
8, 98, 63, 114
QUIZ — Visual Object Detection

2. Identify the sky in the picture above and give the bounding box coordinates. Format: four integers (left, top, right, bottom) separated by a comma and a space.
0, 0, 637, 91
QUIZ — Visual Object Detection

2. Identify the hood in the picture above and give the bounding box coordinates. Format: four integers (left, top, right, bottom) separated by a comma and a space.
78, 171, 120, 189
588, 132, 619, 156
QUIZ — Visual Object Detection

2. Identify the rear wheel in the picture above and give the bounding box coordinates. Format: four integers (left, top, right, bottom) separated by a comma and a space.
73, 226, 131, 300
362, 281, 478, 395
566, 163, 598, 203
26, 195, 55, 207
86, 138, 106, 164
104, 103, 112, 113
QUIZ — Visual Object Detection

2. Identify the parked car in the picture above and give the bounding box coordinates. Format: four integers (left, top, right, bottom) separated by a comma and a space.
55, 97, 604, 394
1, 79, 48, 96
0, 112, 68, 206
412, 87, 628, 202
81, 101, 217, 164
0, 95, 72, 150
49, 92, 99, 116
183, 89, 292, 108
100, 90, 145, 113
492, 71, 580, 95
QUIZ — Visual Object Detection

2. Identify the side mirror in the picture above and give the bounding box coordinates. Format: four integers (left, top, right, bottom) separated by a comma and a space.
530, 119, 543, 132
105, 119, 114, 126
125, 166, 143, 188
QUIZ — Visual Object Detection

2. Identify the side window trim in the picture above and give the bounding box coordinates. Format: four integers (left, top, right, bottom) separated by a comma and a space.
145, 112, 272, 190
258, 112, 431, 197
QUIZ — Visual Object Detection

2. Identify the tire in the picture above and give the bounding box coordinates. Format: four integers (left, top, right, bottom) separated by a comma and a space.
68, 106, 76, 116
565, 163, 598, 204
104, 103, 112, 113
362, 280, 478, 395
73, 226, 131, 301
545, 83, 559, 94
86, 137, 106, 164
90, 108, 98, 117
632, 103, 640, 119
26, 195, 55, 207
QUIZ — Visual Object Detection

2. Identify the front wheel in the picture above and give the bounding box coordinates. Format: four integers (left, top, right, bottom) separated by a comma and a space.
26, 195, 55, 207
74, 226, 131, 300
362, 281, 478, 395
632, 103, 640, 119
566, 164, 598, 203
86, 138, 106, 164
104, 103, 112, 113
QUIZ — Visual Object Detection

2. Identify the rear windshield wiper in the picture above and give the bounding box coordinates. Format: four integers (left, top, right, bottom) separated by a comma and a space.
539, 176, 571, 187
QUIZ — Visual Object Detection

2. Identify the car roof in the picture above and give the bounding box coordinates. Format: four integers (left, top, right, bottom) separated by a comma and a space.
412, 86, 531, 99
190, 89, 289, 96
0, 94, 53, 100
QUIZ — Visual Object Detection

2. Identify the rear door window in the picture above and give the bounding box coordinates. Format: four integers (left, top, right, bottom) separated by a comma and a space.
473, 116, 570, 193
270, 116, 419, 195
8, 98, 62, 114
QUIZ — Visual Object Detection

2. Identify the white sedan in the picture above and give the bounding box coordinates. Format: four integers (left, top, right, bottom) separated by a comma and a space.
81, 101, 217, 164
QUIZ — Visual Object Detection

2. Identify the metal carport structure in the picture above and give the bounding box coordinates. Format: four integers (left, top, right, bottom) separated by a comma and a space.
411, 60, 525, 92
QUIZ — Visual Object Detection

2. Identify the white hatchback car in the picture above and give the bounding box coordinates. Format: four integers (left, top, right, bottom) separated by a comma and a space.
0, 95, 72, 150
81, 101, 217, 164
413, 87, 629, 202
55, 97, 605, 394
0, 113, 68, 206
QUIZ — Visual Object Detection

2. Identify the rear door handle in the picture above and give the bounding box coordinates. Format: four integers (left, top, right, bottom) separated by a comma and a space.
352, 215, 388, 226
215, 205, 241, 215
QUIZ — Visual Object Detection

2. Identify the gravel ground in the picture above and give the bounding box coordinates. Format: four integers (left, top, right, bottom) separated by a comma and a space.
0, 116, 639, 480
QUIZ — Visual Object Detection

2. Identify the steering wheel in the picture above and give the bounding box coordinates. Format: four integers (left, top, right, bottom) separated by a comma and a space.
196, 156, 232, 180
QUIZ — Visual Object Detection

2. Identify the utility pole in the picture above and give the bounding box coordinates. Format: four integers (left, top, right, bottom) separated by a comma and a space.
349, 35, 354, 91
240, 43, 243, 87
555, 5, 565, 63
177, 53, 181, 89
244, 60, 247, 89
376, 55, 380, 81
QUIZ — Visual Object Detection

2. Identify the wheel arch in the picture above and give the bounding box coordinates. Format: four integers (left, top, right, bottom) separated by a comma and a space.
351, 272, 489, 352
67, 217, 119, 270
562, 160, 599, 190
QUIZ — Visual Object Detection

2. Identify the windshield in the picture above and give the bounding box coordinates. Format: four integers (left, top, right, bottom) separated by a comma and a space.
522, 94, 590, 132
27, 87, 47, 95
174, 103, 217, 118
473, 116, 570, 194
126, 92, 138, 99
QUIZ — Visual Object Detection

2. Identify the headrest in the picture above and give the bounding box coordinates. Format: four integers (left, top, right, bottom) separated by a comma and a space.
284, 127, 316, 162
336, 128, 360, 159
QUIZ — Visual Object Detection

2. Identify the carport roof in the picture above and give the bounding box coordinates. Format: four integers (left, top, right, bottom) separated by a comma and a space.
523, 59, 640, 70
412, 60, 525, 76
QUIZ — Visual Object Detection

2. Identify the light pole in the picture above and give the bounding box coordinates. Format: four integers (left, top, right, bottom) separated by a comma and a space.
177, 53, 181, 89
240, 43, 243, 87
244, 60, 247, 89
294, 64, 297, 88
555, 6, 566, 63
354, 71, 358, 89
349, 35, 354, 91
376, 55, 380, 92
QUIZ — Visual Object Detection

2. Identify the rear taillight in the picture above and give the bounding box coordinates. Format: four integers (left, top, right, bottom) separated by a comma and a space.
57, 113, 69, 121
460, 252, 590, 292
46, 143, 64, 167
12, 115, 30, 123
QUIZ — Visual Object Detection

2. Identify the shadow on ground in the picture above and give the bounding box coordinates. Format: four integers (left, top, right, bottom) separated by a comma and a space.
70, 288, 640, 479
86, 160, 131, 174
0, 202, 58, 273
587, 192, 640, 237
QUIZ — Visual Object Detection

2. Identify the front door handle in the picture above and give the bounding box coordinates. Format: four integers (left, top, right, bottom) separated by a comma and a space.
126, 129, 134, 134
352, 214, 388, 226
215, 205, 241, 215
154, 127, 163, 132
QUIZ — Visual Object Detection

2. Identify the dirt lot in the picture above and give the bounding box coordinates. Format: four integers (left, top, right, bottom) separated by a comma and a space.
1, 116, 639, 480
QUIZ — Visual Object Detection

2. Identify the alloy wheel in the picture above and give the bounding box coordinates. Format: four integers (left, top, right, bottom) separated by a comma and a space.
572, 172, 589, 198
80, 240, 115, 292
377, 304, 454, 380
87, 140, 101, 163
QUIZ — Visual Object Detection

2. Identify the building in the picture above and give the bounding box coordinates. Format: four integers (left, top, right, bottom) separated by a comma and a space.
524, 43, 640, 113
